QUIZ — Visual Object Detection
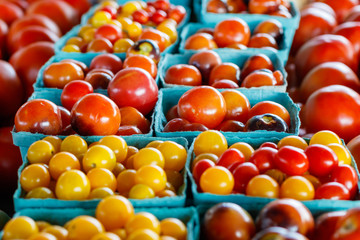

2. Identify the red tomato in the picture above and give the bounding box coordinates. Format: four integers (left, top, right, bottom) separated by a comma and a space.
332, 208, 360, 240
61, 80, 94, 111
168, 5, 186, 24
315, 0, 358, 23
0, 60, 24, 120
26, 0, 79, 34
94, 24, 122, 44
119, 106, 150, 133
89, 53, 122, 75
295, 34, 357, 81
59, 106, 71, 132
192, 159, 215, 184
108, 67, 158, 116
0, 1, 24, 26
116, 125, 142, 136
14, 99, 62, 135
188, 50, 222, 83
260, 142, 278, 149
331, 164, 359, 199
232, 162, 259, 193
211, 80, 239, 88
274, 146, 309, 176
151, 10, 167, 25
333, 22, 360, 56
164, 64, 202, 86
62, 0, 91, 16
305, 144, 338, 177
71, 93, 121, 136
213, 18, 250, 47
132, 9, 149, 24
163, 118, 190, 132
123, 54, 157, 79
315, 182, 350, 200
43, 61, 85, 89
347, 134, 360, 167
9, 42, 54, 98
313, 211, 346, 240
177, 86, 226, 129
249, 147, 278, 173
216, 148, 245, 169
302, 85, 360, 142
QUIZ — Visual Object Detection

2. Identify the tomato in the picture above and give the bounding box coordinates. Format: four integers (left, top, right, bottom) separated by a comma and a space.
315, 182, 351, 200
62, 0, 91, 15
246, 174, 279, 198
277, 135, 308, 150
347, 134, 360, 167
213, 18, 250, 47
139, 28, 170, 52
160, 218, 187, 240
60, 135, 88, 159
48, 152, 80, 180
328, 143, 352, 165
94, 24, 122, 44
333, 22, 360, 56
84, 69, 113, 89
232, 162, 259, 193
123, 54, 157, 79
295, 34, 357, 81
344, 5, 360, 22
119, 107, 150, 133
126, 212, 160, 235
216, 148, 245, 169
332, 208, 360, 240
9, 42, 54, 98
164, 64, 202, 86
168, 5, 186, 24
316, 0, 358, 23
331, 164, 359, 199
151, 10, 167, 25
43, 61, 84, 89
303, 85, 360, 142
65, 216, 104, 239
209, 62, 240, 85
87, 38, 113, 53
274, 146, 308, 176
188, 50, 222, 83
156, 141, 187, 171
305, 144, 338, 177
248, 101, 291, 127
212, 80, 239, 89
108, 67, 158, 116
87, 168, 117, 191
15, 99, 62, 135
192, 159, 215, 184
249, 147, 277, 173
248, 33, 278, 49
26, 0, 79, 34
314, 210, 346, 240
200, 166, 234, 194
299, 62, 360, 102
241, 70, 277, 88
3, 216, 38, 240
0, 1, 24, 26
193, 130, 228, 157
253, 19, 283, 43
20, 163, 50, 192
177, 86, 226, 129
241, 54, 274, 81
309, 130, 342, 145
280, 176, 315, 200
248, 0, 280, 14
184, 33, 218, 51
133, 147, 165, 169
61, 80, 94, 111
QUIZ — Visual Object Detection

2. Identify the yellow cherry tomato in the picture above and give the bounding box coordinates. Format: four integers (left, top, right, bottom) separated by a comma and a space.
309, 130, 342, 146
327, 143, 352, 165
3, 216, 39, 240
55, 169, 91, 200
42, 136, 62, 153
146, 140, 164, 148
277, 135, 308, 150
114, 38, 134, 53
126, 22, 142, 41
200, 166, 234, 195
160, 218, 187, 240
28, 232, 57, 240
133, 147, 165, 170
27, 140, 55, 164
129, 184, 155, 199
87, 168, 117, 191
20, 164, 51, 192
42, 225, 68, 240
122, 1, 142, 15
125, 212, 160, 235
60, 135, 88, 160
135, 165, 167, 193
89, 187, 114, 199
112, 162, 126, 177
101, 0, 119, 8
110, 228, 127, 240
156, 141, 187, 171
91, 11, 112, 27
229, 142, 254, 162
82, 145, 117, 173
99, 135, 128, 163
246, 174, 279, 198
127, 229, 160, 240
83, 28, 97, 43
117, 169, 136, 196
49, 152, 81, 180
91, 232, 121, 240
280, 176, 315, 200
157, 24, 177, 43
66, 37, 85, 47
78, 25, 94, 37
96, 195, 134, 230
117, 17, 132, 29
36, 221, 51, 231
25, 187, 55, 199
62, 44, 81, 52
65, 216, 104, 240
194, 130, 228, 157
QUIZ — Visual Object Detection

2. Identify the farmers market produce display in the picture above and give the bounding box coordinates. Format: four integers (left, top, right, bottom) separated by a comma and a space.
4, 0, 360, 239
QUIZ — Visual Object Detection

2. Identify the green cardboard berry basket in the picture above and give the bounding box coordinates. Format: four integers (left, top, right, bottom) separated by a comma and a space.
187, 136, 360, 213
197, 1, 300, 29
0, 207, 199, 240
158, 51, 287, 91
33, 53, 160, 94
12, 90, 156, 153
154, 88, 300, 143
179, 20, 296, 65
13, 136, 189, 211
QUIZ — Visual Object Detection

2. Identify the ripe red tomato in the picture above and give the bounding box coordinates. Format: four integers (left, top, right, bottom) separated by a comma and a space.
192, 159, 215, 184
188, 50, 222, 83
313, 210, 346, 240
0, 60, 24, 120
305, 144, 338, 177
177, 86, 226, 129
168, 5, 186, 24
108, 67, 158, 116
315, 182, 350, 200
0, 1, 24, 26
332, 208, 360, 240
61, 80, 94, 111
132, 9, 149, 24
71, 93, 121, 136
347, 134, 360, 167
249, 147, 278, 173
89, 53, 122, 75
62, 0, 91, 16
123, 54, 157, 79
151, 10, 167, 25
43, 61, 85, 88
119, 106, 150, 133
9, 41, 54, 98
94, 24, 122, 44
213, 18, 250, 47
302, 85, 360, 142
333, 22, 360, 56
15, 99, 62, 135
274, 146, 309, 176
315, 0, 358, 23
331, 164, 359, 199
164, 64, 202, 86
216, 148, 245, 169
232, 162, 259, 193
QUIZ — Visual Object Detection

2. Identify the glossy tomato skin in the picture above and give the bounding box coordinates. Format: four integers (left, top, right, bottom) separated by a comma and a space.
43, 61, 85, 89
347, 134, 360, 167
177, 86, 226, 129
332, 208, 360, 240
192, 159, 215, 184
331, 164, 359, 199
71, 93, 121, 136
15, 99, 62, 135
333, 22, 360, 56
316, 0, 358, 23
89, 53, 122, 74
252, 227, 309, 240
274, 146, 309, 176
61, 80, 94, 111
108, 67, 158, 116
164, 64, 202, 86
314, 211, 346, 240
315, 182, 350, 200
232, 162, 259, 193
216, 148, 245, 169
9, 42, 54, 98
303, 85, 360, 142
0, 60, 24, 120
213, 18, 250, 47
305, 144, 338, 177
0, 1, 24, 26
249, 147, 277, 173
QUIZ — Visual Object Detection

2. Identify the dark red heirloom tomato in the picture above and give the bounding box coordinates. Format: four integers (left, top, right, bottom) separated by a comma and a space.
305, 144, 338, 177
89, 53, 122, 74
177, 86, 226, 129
108, 67, 158, 116
71, 93, 120, 136
61, 80, 94, 111
274, 146, 309, 176
15, 99, 62, 135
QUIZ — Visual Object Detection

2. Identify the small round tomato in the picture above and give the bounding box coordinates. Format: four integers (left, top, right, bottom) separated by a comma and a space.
48, 152, 80, 180
200, 166, 234, 194
43, 61, 85, 89
71, 93, 121, 136
20, 164, 51, 192
233, 162, 259, 193
119, 106, 150, 133
168, 5, 186, 24
138, 28, 170, 52
94, 24, 122, 44
241, 54, 274, 81
164, 64, 202, 86
2, 216, 38, 240
213, 18, 250, 47
331, 164, 359, 199
248, 0, 280, 14
177, 86, 226, 129
192, 159, 215, 184
313, 210, 346, 240
249, 147, 278, 173
315, 182, 350, 200
160, 218, 187, 240
135, 165, 167, 193
123, 54, 157, 78
125, 212, 160, 235
274, 146, 309, 176
305, 144, 338, 177
216, 148, 245, 169
188, 50, 222, 83
61, 80, 94, 111
65, 216, 104, 239
89, 53, 122, 74
156, 141, 187, 171
209, 62, 240, 85
280, 176, 315, 200
184, 33, 218, 51
254, 19, 283, 43
87, 38, 114, 53
241, 70, 277, 88
246, 174, 279, 198
82, 145, 117, 172
249, 100, 291, 128
193, 130, 228, 157
332, 208, 360, 240
84, 69, 113, 89
248, 33, 278, 49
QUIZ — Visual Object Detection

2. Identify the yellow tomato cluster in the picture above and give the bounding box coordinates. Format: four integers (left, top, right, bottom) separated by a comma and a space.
20, 135, 187, 201
3, 195, 187, 240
